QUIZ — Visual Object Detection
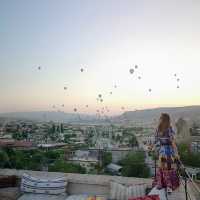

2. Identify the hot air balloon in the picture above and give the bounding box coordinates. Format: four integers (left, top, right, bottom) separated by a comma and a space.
129, 68, 134, 74
38, 66, 41, 70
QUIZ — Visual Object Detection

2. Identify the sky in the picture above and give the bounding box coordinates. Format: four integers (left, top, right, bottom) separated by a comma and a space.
0, 0, 200, 115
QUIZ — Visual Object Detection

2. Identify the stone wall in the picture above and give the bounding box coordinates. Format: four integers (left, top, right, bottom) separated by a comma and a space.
0, 169, 151, 197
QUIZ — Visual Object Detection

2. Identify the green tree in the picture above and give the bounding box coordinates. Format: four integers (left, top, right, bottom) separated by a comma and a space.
116, 135, 121, 142
102, 152, 112, 167
52, 124, 56, 133
119, 152, 150, 178
44, 150, 60, 161
22, 132, 28, 140
49, 160, 86, 174
56, 125, 60, 133
60, 124, 64, 133
0, 150, 10, 168
178, 144, 200, 167
129, 135, 138, 147
12, 132, 22, 140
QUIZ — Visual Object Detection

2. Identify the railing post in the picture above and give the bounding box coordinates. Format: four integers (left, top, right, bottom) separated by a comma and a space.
154, 156, 157, 177
184, 169, 188, 200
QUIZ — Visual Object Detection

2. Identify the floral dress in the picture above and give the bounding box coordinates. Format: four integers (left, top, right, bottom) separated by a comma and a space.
153, 127, 180, 190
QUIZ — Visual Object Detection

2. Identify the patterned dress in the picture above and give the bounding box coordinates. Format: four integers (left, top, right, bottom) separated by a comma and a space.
153, 127, 180, 190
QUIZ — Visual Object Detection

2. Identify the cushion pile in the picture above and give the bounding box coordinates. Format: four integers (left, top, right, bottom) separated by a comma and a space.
20, 173, 67, 195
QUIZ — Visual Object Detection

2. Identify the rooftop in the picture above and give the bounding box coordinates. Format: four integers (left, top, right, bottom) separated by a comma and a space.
0, 169, 197, 200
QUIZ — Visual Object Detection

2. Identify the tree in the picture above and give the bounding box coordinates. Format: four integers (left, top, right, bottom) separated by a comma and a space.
12, 132, 22, 140
52, 124, 56, 133
56, 125, 60, 133
49, 160, 86, 174
116, 135, 121, 142
178, 144, 200, 167
102, 152, 112, 167
0, 150, 10, 168
44, 150, 60, 161
22, 131, 28, 140
129, 135, 138, 147
119, 152, 150, 178
60, 124, 64, 133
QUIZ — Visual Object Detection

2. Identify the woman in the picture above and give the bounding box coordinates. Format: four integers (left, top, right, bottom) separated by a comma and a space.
152, 113, 180, 193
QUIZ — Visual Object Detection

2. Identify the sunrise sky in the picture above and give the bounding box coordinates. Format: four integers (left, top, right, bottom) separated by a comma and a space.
0, 0, 200, 115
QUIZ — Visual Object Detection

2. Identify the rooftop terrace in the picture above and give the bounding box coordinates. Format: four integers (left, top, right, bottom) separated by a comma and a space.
0, 169, 198, 200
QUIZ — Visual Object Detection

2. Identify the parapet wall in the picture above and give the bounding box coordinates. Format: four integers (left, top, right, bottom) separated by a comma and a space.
0, 169, 152, 197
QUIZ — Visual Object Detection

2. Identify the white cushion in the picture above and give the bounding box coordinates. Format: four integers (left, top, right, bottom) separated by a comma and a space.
110, 181, 146, 200
65, 195, 89, 200
18, 193, 68, 200
148, 187, 167, 200
65, 195, 106, 200
21, 173, 68, 195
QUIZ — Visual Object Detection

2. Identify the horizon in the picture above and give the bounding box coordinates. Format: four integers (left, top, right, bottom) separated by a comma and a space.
1, 104, 200, 116
1, 1, 200, 115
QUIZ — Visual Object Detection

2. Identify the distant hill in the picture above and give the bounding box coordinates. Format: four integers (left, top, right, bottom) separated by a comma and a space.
0, 111, 97, 123
1, 106, 200, 125
116, 106, 200, 124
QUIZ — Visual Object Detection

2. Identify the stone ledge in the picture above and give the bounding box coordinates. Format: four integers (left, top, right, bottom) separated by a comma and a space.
0, 169, 152, 186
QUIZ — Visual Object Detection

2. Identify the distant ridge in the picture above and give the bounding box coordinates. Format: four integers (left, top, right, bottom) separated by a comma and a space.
117, 105, 200, 123
0, 111, 96, 123
0, 105, 200, 124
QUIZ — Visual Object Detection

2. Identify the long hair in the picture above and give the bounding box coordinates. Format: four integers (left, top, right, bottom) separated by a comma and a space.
158, 113, 171, 134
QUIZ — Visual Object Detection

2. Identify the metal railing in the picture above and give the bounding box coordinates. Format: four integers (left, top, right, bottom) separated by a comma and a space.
178, 161, 200, 200
152, 153, 200, 200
